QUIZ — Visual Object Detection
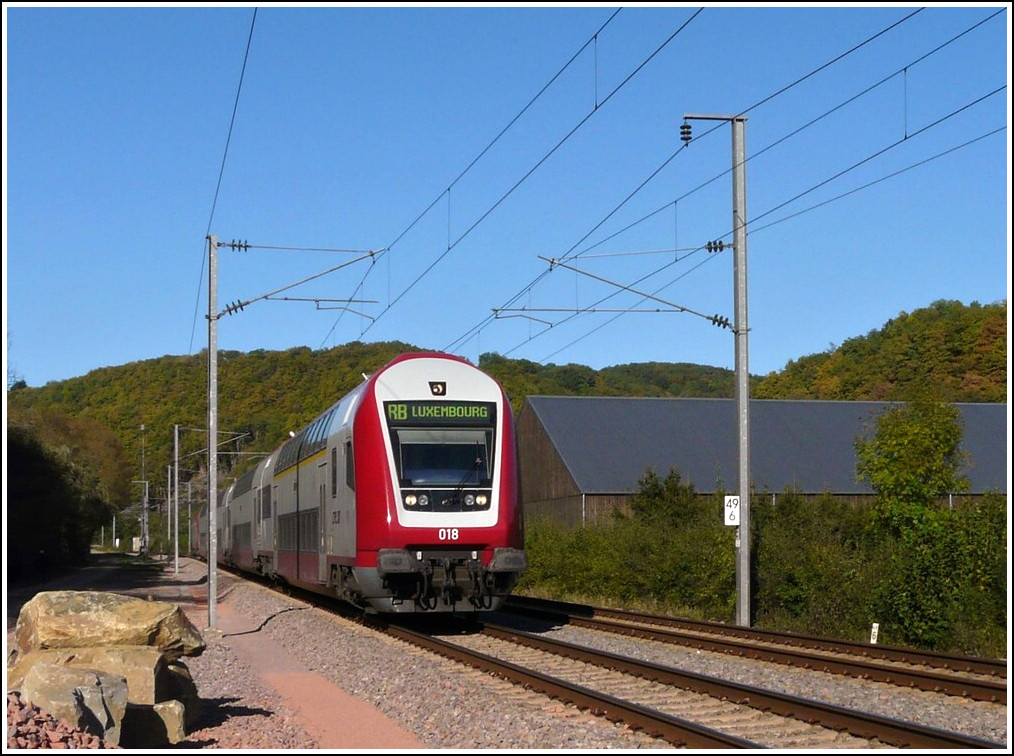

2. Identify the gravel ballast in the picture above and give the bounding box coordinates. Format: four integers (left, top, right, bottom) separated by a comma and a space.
6, 559, 1008, 750
187, 576, 1007, 749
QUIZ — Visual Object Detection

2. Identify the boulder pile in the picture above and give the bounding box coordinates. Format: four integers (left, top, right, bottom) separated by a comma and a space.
7, 690, 113, 749
6, 591, 206, 748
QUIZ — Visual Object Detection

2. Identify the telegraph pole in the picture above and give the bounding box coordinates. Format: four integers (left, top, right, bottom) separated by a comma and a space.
200, 234, 376, 628
173, 424, 180, 575
207, 234, 219, 630
164, 467, 172, 560
141, 423, 149, 556
731, 115, 750, 628
683, 113, 751, 626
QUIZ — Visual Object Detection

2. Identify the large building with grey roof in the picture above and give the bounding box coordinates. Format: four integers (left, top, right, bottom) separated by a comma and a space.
516, 396, 1008, 528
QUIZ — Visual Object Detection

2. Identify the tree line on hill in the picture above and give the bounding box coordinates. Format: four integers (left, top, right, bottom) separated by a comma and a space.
5, 299, 1007, 589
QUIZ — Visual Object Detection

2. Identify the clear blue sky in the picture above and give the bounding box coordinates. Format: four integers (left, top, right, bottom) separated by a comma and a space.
4, 3, 1010, 389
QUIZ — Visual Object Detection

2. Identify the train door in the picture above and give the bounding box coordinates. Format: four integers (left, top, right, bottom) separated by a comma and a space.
318, 472, 327, 582
259, 481, 274, 576
271, 483, 280, 577
333, 436, 356, 558
223, 503, 231, 562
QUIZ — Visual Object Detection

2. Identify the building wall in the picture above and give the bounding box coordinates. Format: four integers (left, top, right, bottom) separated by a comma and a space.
523, 495, 587, 529
584, 494, 632, 523
516, 406, 579, 509
516, 401, 1005, 531
524, 494, 635, 529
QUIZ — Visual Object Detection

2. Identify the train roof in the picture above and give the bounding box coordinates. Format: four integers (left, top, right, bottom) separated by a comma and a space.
521, 396, 1008, 495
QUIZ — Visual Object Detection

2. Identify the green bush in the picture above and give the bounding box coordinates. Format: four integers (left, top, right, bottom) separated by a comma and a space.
751, 490, 886, 640
519, 469, 737, 620
519, 476, 1007, 658
870, 494, 1007, 653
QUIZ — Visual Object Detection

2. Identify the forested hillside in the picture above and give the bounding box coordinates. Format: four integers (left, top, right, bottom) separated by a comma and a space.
752, 299, 1006, 401
5, 298, 1006, 576
8, 341, 750, 492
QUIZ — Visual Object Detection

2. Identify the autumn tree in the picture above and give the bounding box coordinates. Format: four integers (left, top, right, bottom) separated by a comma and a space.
854, 397, 986, 649
854, 397, 970, 536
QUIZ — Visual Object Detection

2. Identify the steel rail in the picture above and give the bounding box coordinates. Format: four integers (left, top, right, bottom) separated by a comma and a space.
376, 621, 762, 749
477, 621, 1006, 750
505, 596, 1007, 703
506, 595, 1007, 677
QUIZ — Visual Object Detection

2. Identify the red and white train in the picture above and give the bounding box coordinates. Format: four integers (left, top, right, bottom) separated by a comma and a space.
193, 352, 526, 613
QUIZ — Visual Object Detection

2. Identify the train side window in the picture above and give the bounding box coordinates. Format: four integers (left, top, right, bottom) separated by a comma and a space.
261, 485, 272, 520
331, 447, 338, 498
345, 440, 355, 491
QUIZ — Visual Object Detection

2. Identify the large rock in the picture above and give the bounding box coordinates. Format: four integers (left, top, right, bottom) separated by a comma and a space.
8, 646, 183, 706
18, 661, 129, 746
7, 590, 207, 748
165, 658, 202, 729
121, 699, 188, 747
12, 591, 205, 662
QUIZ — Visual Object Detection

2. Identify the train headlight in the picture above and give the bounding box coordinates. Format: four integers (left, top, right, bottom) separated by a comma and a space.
464, 494, 475, 507
418, 494, 429, 507
404, 494, 417, 507
476, 494, 488, 506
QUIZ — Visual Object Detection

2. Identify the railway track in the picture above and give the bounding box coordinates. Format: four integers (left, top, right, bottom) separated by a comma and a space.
374, 617, 1003, 749
503, 595, 1007, 703
222, 569, 1008, 748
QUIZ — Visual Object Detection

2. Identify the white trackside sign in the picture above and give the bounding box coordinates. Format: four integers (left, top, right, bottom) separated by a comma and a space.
724, 495, 740, 526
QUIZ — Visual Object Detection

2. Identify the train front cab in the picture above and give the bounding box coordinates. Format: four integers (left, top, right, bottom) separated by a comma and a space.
347, 355, 527, 613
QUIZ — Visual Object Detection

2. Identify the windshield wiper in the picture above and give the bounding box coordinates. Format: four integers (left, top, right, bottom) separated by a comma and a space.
447, 443, 484, 505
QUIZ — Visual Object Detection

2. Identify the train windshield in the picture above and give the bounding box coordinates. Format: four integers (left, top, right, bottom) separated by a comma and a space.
394, 429, 491, 487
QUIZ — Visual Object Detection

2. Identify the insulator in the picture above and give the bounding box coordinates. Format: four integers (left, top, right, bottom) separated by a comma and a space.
680, 121, 692, 144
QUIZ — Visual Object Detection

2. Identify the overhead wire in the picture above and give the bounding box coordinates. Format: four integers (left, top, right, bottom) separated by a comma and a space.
535, 115, 1007, 366
381, 8, 623, 256
549, 6, 936, 267
751, 125, 1006, 237
562, 6, 1005, 262
188, 8, 1002, 368
346, 8, 705, 344
457, 12, 928, 355
528, 101, 1007, 365
317, 7, 626, 347
464, 8, 1003, 364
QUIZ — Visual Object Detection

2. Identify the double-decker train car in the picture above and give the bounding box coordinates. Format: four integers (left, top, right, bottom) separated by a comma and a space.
192, 351, 526, 613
